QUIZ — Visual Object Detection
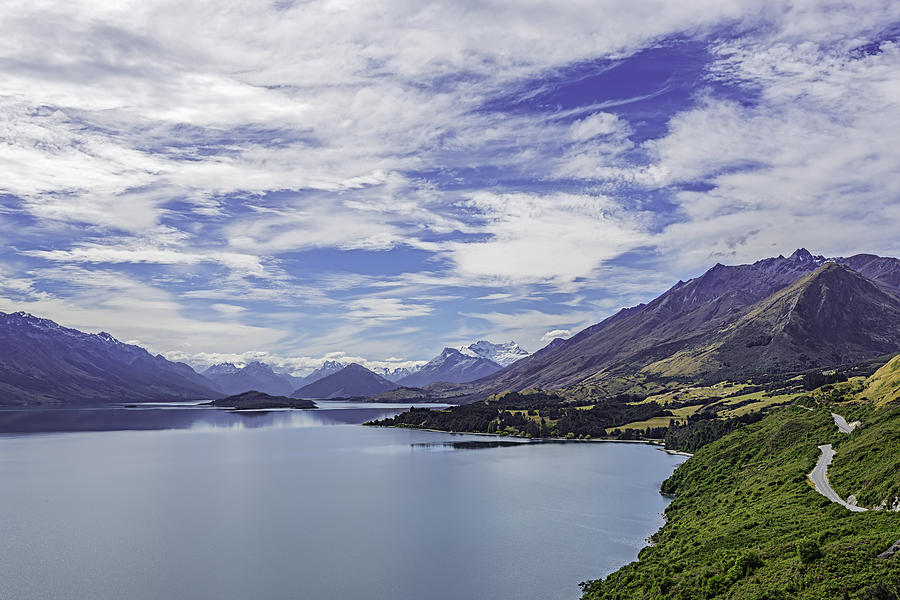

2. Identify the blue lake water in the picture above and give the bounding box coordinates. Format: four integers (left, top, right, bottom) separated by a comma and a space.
0, 402, 686, 600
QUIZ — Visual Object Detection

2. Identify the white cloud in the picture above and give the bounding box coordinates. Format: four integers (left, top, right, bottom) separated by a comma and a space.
461, 308, 596, 352
2, 0, 900, 363
541, 329, 572, 343
0, 267, 286, 354
210, 303, 246, 315
344, 297, 433, 323
23, 243, 269, 278
448, 192, 649, 284
165, 348, 428, 377
647, 38, 900, 270
569, 112, 625, 142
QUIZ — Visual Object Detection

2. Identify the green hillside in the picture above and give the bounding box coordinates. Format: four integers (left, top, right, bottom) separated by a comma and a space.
580, 405, 900, 599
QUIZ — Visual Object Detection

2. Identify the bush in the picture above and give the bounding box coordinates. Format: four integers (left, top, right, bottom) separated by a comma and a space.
796, 538, 821, 564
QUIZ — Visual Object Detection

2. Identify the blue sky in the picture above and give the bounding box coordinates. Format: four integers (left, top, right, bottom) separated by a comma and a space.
1, 1, 899, 374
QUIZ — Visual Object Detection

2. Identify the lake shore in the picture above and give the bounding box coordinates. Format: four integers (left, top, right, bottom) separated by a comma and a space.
366, 422, 694, 455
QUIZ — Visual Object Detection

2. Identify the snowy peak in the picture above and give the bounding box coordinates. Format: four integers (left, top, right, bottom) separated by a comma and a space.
202, 360, 296, 396
457, 340, 530, 367
203, 362, 241, 376
296, 360, 346, 387
395, 347, 504, 387
371, 364, 422, 382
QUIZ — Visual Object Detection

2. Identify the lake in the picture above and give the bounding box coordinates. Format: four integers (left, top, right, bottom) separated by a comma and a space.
0, 402, 687, 600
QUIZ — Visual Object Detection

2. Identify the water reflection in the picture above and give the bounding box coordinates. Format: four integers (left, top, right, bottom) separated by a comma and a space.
411, 440, 531, 450
0, 402, 446, 435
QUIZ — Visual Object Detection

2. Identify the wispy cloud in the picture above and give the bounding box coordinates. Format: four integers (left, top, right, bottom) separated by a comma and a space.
0, 0, 898, 363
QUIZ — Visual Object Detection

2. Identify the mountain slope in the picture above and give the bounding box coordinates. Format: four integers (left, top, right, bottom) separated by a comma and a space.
0, 311, 219, 406
203, 361, 296, 396
292, 363, 398, 399
641, 263, 900, 379
396, 348, 503, 387
438, 250, 900, 400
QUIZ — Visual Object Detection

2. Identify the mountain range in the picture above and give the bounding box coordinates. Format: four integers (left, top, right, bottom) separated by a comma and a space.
420, 249, 900, 401
202, 361, 300, 397
292, 363, 398, 399
395, 347, 504, 387
3, 249, 898, 407
281, 340, 530, 393
0, 312, 218, 405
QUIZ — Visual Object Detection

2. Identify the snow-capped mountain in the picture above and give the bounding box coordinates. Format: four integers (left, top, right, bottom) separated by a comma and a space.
0, 311, 218, 405
457, 340, 530, 367
372, 365, 422, 382
202, 361, 296, 396
294, 360, 346, 387
395, 348, 503, 387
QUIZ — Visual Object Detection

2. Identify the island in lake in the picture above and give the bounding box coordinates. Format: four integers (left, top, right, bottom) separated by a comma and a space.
204, 391, 317, 410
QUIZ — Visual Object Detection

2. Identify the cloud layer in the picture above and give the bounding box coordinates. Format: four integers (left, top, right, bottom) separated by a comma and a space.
1, 0, 899, 369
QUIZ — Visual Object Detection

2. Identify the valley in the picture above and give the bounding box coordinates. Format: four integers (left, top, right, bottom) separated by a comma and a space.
2, 249, 899, 600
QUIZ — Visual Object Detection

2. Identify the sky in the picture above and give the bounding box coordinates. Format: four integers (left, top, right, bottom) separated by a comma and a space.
1, 1, 899, 375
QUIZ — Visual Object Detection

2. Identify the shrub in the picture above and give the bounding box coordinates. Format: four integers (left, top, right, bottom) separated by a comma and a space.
796, 538, 821, 564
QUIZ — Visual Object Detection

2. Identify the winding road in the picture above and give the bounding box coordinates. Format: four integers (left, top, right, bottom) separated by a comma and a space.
807, 413, 867, 512
831, 412, 861, 434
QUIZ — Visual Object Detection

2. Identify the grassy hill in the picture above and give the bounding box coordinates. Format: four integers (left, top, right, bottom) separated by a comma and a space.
858, 354, 900, 407
579, 376, 900, 599
580, 405, 900, 599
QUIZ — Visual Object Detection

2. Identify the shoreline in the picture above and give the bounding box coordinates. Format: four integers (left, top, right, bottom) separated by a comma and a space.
366, 423, 693, 455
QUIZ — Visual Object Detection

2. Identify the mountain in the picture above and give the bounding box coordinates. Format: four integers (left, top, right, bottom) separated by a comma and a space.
395, 348, 503, 387
437, 250, 900, 399
294, 360, 346, 387
0, 311, 219, 406
292, 363, 398, 399
371, 365, 422, 382
202, 361, 296, 396
641, 263, 900, 378
457, 340, 529, 367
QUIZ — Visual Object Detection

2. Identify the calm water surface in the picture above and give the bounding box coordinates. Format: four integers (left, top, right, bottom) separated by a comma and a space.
0, 402, 686, 600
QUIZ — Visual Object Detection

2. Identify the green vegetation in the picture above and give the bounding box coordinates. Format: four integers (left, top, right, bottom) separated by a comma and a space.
829, 406, 900, 509
662, 411, 766, 453
366, 391, 668, 439
579, 405, 900, 599
858, 354, 900, 407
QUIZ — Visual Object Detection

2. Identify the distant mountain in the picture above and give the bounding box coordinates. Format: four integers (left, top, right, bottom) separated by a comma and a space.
294, 360, 346, 387
395, 348, 503, 387
430, 249, 900, 400
202, 361, 296, 396
371, 365, 422, 382
0, 311, 219, 406
292, 363, 398, 399
457, 340, 529, 367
